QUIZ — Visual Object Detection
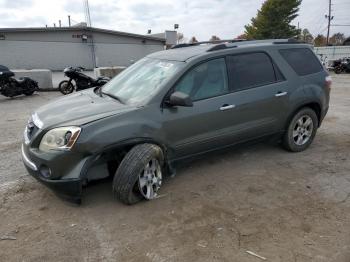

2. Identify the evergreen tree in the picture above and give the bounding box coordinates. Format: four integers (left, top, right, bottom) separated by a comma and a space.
245, 0, 302, 39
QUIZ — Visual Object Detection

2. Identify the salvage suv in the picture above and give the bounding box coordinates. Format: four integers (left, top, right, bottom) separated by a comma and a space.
21, 39, 331, 204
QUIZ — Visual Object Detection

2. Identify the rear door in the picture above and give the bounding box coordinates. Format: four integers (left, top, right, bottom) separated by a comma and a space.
222, 52, 290, 143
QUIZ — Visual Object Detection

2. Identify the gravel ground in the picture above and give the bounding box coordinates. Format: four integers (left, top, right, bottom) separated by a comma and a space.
0, 74, 350, 262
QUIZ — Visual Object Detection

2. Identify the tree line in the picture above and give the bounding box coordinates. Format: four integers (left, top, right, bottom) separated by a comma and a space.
177, 0, 348, 47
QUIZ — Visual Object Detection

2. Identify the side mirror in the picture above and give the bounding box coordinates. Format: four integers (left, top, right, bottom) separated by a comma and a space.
167, 91, 193, 107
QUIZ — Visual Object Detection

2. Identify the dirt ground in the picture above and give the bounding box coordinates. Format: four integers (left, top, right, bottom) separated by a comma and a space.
1, 75, 350, 262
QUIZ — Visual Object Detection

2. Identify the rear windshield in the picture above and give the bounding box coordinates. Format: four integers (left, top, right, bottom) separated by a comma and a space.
279, 48, 323, 76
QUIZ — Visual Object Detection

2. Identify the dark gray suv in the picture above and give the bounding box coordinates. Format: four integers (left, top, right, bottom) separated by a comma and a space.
21, 39, 331, 204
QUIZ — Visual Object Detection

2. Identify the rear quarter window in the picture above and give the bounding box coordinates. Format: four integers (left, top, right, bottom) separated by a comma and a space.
279, 48, 323, 76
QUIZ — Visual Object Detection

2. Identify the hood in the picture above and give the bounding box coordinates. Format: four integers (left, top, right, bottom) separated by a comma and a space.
34, 89, 136, 128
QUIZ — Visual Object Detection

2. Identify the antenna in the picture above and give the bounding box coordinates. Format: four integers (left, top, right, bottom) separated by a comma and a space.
84, 0, 92, 27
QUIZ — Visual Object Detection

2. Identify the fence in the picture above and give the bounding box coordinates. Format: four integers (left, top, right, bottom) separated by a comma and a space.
314, 46, 350, 66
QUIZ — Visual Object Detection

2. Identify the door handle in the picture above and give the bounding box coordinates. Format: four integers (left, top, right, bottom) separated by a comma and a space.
275, 91, 288, 97
220, 104, 235, 111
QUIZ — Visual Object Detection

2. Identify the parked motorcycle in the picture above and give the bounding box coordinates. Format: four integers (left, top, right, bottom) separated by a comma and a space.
0, 65, 38, 98
334, 58, 350, 74
318, 54, 328, 67
59, 66, 110, 95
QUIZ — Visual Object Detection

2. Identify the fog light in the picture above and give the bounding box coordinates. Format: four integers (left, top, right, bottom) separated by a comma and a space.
40, 165, 51, 178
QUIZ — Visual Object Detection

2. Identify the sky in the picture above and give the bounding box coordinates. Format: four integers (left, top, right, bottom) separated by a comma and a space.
0, 0, 349, 41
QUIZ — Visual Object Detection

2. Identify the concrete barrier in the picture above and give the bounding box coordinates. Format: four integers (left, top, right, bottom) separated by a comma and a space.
12, 69, 53, 89
94, 66, 126, 79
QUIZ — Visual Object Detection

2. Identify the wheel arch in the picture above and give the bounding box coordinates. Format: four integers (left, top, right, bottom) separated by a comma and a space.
79, 137, 169, 180
286, 101, 322, 130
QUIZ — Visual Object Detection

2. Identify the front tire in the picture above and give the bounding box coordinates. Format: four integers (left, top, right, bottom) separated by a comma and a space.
113, 144, 164, 205
283, 108, 318, 152
59, 80, 74, 95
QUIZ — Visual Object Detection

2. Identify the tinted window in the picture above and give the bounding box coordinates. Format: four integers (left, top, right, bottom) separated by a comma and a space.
175, 58, 228, 101
279, 48, 323, 76
227, 52, 277, 91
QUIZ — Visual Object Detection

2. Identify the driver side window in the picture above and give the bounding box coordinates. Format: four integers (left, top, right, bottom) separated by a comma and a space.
174, 58, 228, 101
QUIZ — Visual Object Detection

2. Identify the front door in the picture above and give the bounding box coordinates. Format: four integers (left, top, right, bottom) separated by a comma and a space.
162, 58, 237, 159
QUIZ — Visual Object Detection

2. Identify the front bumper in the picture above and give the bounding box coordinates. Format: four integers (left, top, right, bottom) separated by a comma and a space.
21, 144, 83, 203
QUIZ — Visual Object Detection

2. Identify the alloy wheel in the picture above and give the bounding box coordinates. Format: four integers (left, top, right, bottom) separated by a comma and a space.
138, 159, 162, 199
293, 115, 314, 146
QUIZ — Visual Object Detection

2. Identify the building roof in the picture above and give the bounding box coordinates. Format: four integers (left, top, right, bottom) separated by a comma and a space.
0, 26, 166, 43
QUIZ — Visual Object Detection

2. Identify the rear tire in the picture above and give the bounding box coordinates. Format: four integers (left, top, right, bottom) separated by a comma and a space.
283, 108, 318, 152
113, 144, 164, 205
24, 82, 37, 96
59, 80, 74, 95
334, 67, 342, 74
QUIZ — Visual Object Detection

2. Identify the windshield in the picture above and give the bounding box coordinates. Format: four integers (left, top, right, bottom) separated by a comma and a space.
101, 58, 184, 105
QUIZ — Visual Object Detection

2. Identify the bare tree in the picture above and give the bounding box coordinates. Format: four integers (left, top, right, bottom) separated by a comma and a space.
209, 35, 221, 41
300, 28, 314, 44
177, 33, 187, 44
330, 33, 346, 46
314, 34, 326, 47
189, 36, 198, 43
235, 33, 247, 40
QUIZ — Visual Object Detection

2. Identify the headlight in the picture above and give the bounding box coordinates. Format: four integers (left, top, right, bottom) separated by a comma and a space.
39, 126, 81, 152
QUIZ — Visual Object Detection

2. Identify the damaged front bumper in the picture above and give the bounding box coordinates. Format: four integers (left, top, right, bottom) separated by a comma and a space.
21, 144, 83, 203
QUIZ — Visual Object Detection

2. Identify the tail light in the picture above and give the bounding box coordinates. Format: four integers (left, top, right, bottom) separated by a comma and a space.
325, 75, 332, 90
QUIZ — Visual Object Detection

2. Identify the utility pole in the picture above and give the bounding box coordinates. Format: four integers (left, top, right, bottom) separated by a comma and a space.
83, 0, 96, 68
325, 0, 334, 45
68, 15, 71, 27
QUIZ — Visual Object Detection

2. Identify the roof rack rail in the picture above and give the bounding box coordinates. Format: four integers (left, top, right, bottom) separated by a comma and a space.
206, 43, 237, 52
171, 39, 248, 49
273, 38, 305, 44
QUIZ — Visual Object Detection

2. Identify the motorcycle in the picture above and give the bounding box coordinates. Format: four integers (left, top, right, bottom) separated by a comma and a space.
318, 54, 328, 67
0, 65, 38, 98
59, 66, 110, 95
334, 58, 350, 74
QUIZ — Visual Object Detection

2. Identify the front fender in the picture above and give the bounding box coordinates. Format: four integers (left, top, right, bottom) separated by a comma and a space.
75, 106, 167, 154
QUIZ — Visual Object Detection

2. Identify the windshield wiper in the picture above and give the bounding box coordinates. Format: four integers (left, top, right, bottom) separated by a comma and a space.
101, 91, 124, 104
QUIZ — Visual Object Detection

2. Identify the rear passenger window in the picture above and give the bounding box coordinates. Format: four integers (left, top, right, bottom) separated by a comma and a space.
279, 48, 322, 76
227, 52, 278, 91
